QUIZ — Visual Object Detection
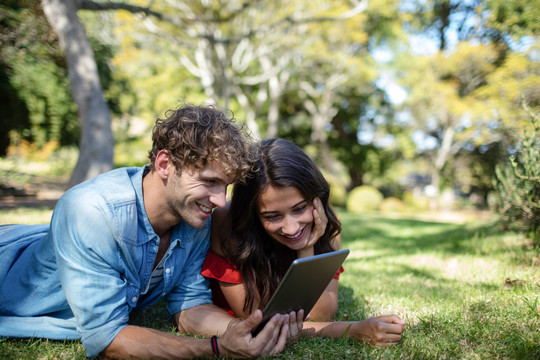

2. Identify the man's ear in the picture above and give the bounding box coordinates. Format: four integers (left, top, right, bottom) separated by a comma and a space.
154, 150, 172, 180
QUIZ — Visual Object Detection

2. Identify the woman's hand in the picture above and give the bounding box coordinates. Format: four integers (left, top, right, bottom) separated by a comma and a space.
346, 315, 406, 346
298, 198, 327, 258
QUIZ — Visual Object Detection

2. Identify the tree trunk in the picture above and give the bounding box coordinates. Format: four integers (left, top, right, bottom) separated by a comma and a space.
41, 0, 114, 187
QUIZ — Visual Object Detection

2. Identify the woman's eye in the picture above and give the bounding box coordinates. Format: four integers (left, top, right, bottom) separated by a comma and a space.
264, 215, 280, 221
294, 206, 306, 213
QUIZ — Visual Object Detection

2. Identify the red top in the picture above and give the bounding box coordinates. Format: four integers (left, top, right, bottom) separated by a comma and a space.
201, 250, 345, 316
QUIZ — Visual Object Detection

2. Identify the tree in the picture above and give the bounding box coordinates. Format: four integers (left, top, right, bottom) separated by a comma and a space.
290, 0, 403, 182
0, 0, 78, 155
41, 0, 113, 187
107, 0, 370, 140
397, 0, 539, 208
494, 104, 540, 244
399, 43, 502, 207
330, 86, 399, 189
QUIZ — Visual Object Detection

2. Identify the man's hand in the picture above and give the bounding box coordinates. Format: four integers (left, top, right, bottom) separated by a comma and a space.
283, 309, 304, 343
218, 309, 288, 358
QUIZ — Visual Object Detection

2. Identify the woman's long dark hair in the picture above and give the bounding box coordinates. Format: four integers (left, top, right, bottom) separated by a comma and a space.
221, 138, 342, 312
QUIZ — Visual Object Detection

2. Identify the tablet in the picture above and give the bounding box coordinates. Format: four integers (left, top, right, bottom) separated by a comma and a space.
251, 249, 349, 336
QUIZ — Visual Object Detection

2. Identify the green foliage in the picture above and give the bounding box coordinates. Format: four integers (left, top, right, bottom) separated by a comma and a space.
114, 136, 152, 168
485, 0, 540, 39
346, 185, 384, 213
0, 1, 136, 156
493, 105, 540, 244
0, 1, 79, 153
329, 87, 400, 188
9, 54, 79, 147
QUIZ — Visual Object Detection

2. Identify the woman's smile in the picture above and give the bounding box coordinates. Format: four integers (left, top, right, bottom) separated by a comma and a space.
278, 225, 306, 241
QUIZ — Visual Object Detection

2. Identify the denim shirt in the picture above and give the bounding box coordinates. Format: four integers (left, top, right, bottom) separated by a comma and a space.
0, 166, 213, 358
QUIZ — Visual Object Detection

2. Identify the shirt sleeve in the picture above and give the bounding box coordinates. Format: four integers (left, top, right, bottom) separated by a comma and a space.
334, 265, 345, 280
200, 250, 241, 315
50, 187, 133, 358
201, 250, 243, 284
165, 222, 214, 316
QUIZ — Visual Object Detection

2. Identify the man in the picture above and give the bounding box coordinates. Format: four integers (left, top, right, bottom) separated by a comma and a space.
0, 104, 302, 359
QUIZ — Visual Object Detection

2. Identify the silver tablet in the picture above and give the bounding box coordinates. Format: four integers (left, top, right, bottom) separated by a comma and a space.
251, 249, 349, 335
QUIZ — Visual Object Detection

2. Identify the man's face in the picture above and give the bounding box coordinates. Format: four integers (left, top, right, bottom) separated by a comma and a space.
164, 161, 234, 229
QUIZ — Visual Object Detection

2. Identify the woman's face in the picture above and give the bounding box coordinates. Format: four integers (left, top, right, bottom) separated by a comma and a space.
257, 185, 314, 251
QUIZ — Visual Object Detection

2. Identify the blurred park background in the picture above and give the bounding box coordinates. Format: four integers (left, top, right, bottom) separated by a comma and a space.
1, 0, 538, 240
0, 1, 539, 359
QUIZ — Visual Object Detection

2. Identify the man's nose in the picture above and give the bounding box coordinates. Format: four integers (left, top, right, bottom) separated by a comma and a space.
210, 186, 227, 208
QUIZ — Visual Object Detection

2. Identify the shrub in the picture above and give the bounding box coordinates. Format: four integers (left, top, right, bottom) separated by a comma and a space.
346, 185, 383, 213
326, 175, 347, 208
380, 197, 407, 213
403, 190, 430, 211
493, 104, 540, 245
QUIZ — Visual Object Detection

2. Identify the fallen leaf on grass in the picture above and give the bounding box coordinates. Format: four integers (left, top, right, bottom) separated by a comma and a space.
503, 277, 524, 290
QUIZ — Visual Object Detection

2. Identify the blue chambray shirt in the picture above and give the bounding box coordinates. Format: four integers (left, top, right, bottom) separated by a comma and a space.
0, 166, 213, 358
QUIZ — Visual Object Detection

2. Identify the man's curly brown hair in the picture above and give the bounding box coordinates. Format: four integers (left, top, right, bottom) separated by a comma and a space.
148, 103, 257, 183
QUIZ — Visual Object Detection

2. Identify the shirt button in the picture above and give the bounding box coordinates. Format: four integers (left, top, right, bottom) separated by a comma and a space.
132, 296, 137, 303
165, 268, 171, 274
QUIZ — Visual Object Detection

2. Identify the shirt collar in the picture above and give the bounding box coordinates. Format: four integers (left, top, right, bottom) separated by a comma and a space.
131, 165, 158, 244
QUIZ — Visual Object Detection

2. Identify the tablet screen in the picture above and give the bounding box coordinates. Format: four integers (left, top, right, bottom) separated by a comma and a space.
251, 249, 349, 336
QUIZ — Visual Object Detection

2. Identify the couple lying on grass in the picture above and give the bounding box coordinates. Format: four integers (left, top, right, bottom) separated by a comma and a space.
0, 104, 404, 359
202, 137, 406, 346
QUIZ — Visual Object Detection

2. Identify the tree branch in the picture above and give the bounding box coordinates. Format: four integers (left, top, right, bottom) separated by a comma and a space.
76, 0, 368, 44
76, 0, 184, 25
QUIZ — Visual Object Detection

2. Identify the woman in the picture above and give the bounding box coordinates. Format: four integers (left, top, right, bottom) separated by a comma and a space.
202, 138, 405, 346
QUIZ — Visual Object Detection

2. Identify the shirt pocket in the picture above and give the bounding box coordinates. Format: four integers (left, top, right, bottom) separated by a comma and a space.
126, 282, 141, 308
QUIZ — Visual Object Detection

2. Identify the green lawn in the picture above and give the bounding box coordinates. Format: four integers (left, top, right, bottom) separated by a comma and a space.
0, 209, 538, 359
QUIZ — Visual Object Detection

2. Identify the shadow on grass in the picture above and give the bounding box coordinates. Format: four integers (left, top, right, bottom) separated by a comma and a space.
339, 213, 505, 257
407, 298, 540, 360
128, 298, 176, 333
336, 284, 371, 321
343, 256, 501, 303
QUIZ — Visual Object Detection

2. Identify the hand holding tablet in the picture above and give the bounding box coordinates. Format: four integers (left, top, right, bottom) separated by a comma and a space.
251, 249, 349, 336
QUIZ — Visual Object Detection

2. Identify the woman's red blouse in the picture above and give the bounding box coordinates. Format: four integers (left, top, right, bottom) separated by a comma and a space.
201, 250, 344, 316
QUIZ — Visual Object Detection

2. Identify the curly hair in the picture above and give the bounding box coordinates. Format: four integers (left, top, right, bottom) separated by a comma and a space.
222, 138, 342, 312
148, 103, 257, 182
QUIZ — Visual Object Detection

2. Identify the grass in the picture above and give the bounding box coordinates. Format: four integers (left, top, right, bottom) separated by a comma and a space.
0, 207, 538, 359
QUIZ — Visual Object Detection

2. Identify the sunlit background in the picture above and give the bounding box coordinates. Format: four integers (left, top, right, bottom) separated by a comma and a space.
0, 0, 538, 226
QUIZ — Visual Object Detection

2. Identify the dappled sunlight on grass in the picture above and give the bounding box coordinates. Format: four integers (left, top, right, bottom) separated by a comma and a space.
0, 207, 54, 225
335, 211, 539, 359
0, 208, 537, 359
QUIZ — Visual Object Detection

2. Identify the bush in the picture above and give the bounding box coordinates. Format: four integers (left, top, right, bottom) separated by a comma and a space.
326, 175, 347, 208
380, 197, 407, 213
346, 185, 383, 213
403, 190, 430, 211
493, 104, 540, 245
